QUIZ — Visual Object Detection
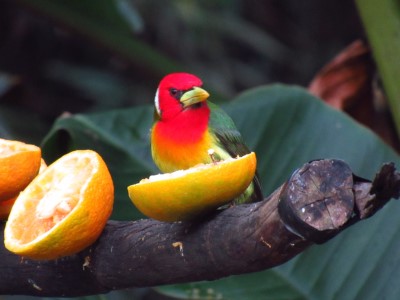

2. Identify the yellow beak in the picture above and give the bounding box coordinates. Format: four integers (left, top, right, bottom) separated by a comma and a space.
180, 87, 210, 108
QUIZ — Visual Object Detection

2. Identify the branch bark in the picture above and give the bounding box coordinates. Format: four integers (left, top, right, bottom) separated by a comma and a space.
0, 159, 399, 297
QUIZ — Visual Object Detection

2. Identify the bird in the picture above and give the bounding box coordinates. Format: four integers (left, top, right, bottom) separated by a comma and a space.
150, 72, 263, 204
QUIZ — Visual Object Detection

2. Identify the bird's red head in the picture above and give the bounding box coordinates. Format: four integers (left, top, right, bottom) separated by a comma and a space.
154, 73, 210, 120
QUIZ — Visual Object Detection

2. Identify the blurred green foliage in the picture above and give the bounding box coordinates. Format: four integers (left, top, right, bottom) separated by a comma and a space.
356, 0, 400, 138
0, 0, 361, 127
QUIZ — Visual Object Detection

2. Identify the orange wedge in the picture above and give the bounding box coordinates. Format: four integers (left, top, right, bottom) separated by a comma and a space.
4, 150, 114, 260
0, 138, 41, 201
128, 152, 257, 222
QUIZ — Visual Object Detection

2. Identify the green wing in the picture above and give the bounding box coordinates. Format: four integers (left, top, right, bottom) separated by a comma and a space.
208, 101, 250, 157
208, 101, 263, 203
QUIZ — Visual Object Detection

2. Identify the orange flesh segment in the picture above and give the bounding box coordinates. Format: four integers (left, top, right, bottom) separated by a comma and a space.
0, 141, 39, 157
13, 155, 94, 244
143, 158, 236, 183
0, 143, 28, 156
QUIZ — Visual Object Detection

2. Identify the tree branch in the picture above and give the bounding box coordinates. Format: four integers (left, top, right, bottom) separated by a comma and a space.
1, 159, 399, 297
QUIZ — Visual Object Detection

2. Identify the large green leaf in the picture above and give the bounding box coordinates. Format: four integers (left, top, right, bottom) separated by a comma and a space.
41, 85, 400, 299
228, 84, 396, 192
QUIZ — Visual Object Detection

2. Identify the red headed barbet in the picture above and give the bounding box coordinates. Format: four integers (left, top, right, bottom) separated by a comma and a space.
151, 73, 263, 204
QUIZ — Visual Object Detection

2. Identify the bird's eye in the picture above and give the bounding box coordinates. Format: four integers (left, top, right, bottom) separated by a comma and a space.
169, 88, 181, 100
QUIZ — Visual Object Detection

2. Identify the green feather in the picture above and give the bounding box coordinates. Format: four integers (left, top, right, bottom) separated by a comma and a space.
208, 102, 263, 204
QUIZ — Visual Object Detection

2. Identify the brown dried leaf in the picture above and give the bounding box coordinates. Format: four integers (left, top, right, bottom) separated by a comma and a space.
308, 40, 372, 110
309, 40, 400, 152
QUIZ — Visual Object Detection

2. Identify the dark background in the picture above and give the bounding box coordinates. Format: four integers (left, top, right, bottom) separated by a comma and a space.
0, 0, 363, 132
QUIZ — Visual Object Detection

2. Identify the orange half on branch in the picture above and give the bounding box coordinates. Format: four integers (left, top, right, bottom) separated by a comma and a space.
4, 150, 114, 260
128, 152, 257, 222
0, 138, 41, 201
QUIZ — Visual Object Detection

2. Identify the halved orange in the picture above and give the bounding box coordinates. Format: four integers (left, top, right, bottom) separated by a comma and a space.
0, 159, 48, 221
128, 152, 257, 222
0, 138, 41, 201
4, 150, 114, 260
